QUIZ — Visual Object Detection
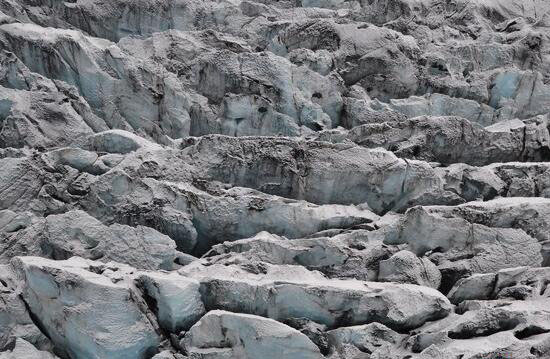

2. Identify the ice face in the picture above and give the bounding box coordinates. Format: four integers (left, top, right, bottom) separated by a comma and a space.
2, 0, 550, 358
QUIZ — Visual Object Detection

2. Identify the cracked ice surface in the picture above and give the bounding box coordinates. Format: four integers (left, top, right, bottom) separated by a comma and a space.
2, 0, 550, 358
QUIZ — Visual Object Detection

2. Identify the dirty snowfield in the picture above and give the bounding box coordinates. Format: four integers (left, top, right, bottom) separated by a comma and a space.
1, 0, 550, 358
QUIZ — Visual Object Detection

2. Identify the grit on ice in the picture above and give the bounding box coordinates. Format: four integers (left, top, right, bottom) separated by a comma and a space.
2, 0, 550, 358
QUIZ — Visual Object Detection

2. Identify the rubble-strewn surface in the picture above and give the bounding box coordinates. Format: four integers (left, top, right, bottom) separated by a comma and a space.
1, 0, 550, 358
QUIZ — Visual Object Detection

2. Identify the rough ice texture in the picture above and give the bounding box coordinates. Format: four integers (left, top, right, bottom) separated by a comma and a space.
1, 0, 550, 358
